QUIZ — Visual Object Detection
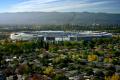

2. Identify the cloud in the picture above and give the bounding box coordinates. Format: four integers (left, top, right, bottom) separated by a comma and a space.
8, 0, 120, 13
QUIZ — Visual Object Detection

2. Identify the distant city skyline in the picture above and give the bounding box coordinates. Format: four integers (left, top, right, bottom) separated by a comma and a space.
0, 0, 120, 13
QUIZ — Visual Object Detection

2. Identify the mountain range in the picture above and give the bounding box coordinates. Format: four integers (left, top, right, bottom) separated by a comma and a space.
0, 12, 120, 25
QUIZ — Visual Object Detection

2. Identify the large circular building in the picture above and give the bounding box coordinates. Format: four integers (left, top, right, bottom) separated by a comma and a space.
10, 31, 112, 41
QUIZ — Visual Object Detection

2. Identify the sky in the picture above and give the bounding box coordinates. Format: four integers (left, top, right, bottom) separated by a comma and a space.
0, 0, 120, 13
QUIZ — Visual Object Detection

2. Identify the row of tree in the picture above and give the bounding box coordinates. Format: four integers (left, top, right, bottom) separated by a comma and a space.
0, 24, 120, 33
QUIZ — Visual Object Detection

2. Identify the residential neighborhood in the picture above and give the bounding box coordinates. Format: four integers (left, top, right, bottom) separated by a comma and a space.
0, 36, 120, 80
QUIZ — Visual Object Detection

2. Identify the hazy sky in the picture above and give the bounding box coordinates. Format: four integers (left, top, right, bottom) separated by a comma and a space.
0, 0, 120, 13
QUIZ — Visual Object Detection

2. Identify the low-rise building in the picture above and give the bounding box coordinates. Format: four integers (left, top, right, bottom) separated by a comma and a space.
10, 31, 112, 41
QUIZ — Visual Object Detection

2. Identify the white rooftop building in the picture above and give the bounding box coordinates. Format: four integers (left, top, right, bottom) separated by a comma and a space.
10, 32, 34, 41
10, 31, 112, 41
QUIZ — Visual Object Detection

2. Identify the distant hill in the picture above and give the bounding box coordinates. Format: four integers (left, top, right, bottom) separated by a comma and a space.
0, 12, 120, 25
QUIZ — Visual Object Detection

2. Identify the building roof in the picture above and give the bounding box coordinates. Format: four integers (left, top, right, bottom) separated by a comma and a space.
10, 31, 112, 40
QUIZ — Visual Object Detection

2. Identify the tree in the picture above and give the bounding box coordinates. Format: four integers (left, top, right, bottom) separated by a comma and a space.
84, 68, 94, 76
43, 66, 54, 76
105, 74, 120, 80
94, 70, 105, 80
88, 54, 98, 62
64, 41, 72, 47
53, 74, 69, 80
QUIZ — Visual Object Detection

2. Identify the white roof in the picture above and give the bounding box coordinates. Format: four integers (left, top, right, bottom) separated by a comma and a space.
39, 31, 64, 33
